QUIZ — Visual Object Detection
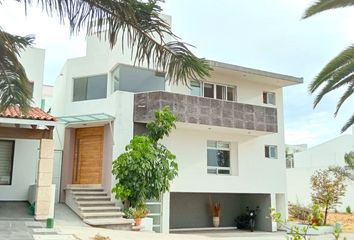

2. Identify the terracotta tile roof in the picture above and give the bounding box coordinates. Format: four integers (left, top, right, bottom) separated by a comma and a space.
0, 105, 56, 121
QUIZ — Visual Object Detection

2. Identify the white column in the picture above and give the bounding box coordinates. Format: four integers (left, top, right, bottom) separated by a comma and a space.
161, 192, 170, 233
270, 193, 277, 232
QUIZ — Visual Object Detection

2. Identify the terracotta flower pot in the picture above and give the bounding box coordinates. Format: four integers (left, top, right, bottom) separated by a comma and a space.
134, 218, 142, 226
213, 216, 220, 227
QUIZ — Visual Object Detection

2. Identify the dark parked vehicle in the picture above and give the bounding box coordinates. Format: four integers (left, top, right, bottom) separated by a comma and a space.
235, 206, 260, 232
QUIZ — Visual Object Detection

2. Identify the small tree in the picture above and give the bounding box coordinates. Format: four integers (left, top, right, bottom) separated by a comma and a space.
311, 168, 347, 225
112, 106, 178, 207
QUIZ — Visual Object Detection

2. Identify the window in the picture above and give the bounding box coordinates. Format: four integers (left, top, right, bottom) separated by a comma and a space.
227, 87, 236, 101
41, 99, 46, 110
190, 80, 202, 96
112, 65, 165, 93
0, 140, 14, 185
265, 145, 278, 159
73, 75, 107, 101
263, 92, 276, 105
204, 83, 214, 98
207, 140, 231, 175
196, 82, 236, 101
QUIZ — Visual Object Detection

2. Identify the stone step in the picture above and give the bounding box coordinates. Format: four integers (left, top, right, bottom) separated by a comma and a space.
81, 211, 124, 218
79, 206, 121, 212
74, 196, 110, 201
72, 191, 108, 196
68, 187, 104, 192
77, 201, 115, 206
83, 218, 134, 227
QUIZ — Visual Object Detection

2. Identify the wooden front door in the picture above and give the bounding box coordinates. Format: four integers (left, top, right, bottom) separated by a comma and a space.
73, 127, 104, 184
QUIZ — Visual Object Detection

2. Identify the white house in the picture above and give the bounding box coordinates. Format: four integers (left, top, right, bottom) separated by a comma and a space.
0, 47, 58, 220
287, 129, 354, 212
51, 15, 302, 232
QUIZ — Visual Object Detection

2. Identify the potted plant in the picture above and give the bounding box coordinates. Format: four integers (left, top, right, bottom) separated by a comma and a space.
209, 197, 221, 227
131, 206, 149, 227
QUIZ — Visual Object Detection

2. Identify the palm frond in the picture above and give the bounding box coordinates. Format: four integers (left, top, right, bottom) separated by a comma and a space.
20, 0, 211, 84
334, 83, 354, 116
309, 45, 354, 93
303, 0, 354, 19
0, 29, 34, 112
341, 114, 354, 132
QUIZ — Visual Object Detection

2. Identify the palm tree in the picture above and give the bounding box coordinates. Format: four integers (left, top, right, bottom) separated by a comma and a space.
0, 0, 211, 111
303, 0, 354, 132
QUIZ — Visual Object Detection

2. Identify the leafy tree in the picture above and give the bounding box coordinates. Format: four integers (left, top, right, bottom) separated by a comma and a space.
112, 106, 178, 207
0, 0, 211, 111
311, 167, 347, 225
303, 0, 354, 132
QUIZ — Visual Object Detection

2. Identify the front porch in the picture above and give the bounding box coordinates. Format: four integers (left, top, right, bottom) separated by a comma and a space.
0, 106, 56, 220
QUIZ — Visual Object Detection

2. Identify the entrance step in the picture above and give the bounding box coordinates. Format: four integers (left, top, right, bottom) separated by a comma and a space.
74, 196, 111, 201
81, 211, 124, 218
84, 218, 134, 230
79, 206, 121, 212
72, 191, 108, 196
77, 201, 115, 206
65, 184, 132, 230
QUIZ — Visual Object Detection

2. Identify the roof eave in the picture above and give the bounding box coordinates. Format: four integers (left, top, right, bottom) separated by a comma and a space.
208, 60, 303, 85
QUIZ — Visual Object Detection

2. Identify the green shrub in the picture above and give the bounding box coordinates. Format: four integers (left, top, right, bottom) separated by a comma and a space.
346, 206, 352, 214
310, 204, 324, 226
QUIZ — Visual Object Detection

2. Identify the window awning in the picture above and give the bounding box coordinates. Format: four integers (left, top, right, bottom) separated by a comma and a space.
58, 113, 115, 125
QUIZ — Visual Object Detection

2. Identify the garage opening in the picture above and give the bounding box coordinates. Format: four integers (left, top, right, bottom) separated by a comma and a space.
170, 192, 272, 232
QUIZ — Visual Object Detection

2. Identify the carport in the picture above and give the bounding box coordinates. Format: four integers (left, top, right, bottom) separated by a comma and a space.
0, 106, 56, 220
169, 192, 273, 232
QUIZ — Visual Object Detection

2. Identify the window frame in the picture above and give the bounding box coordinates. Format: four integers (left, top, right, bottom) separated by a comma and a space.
0, 140, 15, 186
265, 145, 278, 159
111, 64, 166, 93
190, 80, 237, 102
72, 74, 108, 102
207, 140, 231, 175
263, 91, 276, 105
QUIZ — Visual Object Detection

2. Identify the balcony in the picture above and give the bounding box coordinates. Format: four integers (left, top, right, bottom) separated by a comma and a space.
134, 91, 277, 133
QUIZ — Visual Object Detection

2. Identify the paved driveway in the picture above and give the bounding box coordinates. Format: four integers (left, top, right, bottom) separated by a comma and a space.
0, 221, 77, 240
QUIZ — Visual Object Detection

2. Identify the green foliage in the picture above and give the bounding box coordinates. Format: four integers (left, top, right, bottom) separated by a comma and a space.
1, 0, 211, 111
123, 205, 149, 219
303, 0, 354, 132
310, 204, 324, 226
333, 222, 344, 240
271, 208, 312, 240
346, 206, 352, 214
112, 106, 178, 207
303, 0, 354, 19
146, 106, 177, 142
0, 30, 34, 111
311, 167, 348, 225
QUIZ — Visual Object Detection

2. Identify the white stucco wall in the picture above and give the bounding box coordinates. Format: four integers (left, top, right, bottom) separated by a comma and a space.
287, 133, 354, 212
51, 21, 296, 232
162, 125, 286, 194
19, 47, 45, 107
0, 139, 39, 200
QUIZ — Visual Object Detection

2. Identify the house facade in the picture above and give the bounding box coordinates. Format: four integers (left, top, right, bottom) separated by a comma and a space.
287, 130, 354, 212
52, 17, 302, 231
0, 47, 57, 220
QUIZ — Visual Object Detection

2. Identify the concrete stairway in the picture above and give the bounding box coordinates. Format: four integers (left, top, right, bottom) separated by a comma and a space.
64, 184, 134, 230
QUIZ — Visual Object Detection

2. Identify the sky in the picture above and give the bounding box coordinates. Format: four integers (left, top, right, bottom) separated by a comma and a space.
0, 0, 353, 147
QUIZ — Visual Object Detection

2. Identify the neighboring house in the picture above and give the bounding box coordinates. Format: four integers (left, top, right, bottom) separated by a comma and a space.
0, 47, 58, 220
287, 129, 354, 212
52, 16, 302, 232
41, 84, 54, 112
285, 144, 307, 168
